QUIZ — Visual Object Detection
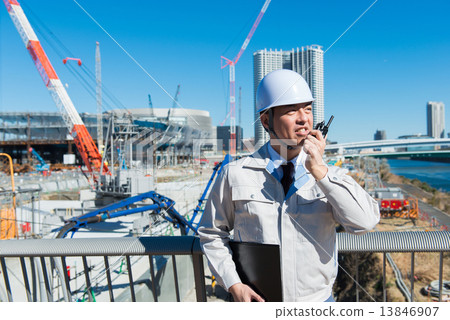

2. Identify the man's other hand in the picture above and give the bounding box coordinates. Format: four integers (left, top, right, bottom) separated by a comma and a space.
229, 283, 265, 302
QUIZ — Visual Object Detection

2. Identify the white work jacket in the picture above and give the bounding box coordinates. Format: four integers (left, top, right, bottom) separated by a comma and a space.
198, 143, 380, 302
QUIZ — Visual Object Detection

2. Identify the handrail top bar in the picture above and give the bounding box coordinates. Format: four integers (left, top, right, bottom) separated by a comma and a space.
0, 231, 449, 257
0, 236, 202, 257
338, 231, 450, 253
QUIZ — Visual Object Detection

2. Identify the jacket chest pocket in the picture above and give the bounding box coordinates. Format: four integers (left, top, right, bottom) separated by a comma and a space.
232, 186, 275, 214
290, 189, 333, 243
296, 189, 328, 214
231, 186, 276, 242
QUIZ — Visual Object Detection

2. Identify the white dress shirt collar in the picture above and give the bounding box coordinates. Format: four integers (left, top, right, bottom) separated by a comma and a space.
267, 143, 308, 173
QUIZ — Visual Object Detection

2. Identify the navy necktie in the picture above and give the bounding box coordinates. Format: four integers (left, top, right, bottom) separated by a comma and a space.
281, 162, 294, 195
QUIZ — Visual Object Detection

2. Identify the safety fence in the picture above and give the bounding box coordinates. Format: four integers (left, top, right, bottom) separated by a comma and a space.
0, 189, 41, 240
12, 171, 90, 195
0, 207, 17, 240
0, 232, 449, 302
1, 153, 87, 240
0, 153, 16, 240
419, 209, 449, 232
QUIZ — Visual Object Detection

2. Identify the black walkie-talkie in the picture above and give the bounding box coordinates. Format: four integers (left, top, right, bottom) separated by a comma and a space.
314, 115, 334, 137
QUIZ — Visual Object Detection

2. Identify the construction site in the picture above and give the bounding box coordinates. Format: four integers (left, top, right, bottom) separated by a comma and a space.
0, 0, 236, 254
0, 0, 262, 302
0, 41, 222, 239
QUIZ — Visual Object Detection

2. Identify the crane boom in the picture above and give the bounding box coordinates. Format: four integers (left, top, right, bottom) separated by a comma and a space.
167, 84, 180, 122
29, 147, 50, 172
3, 0, 109, 178
230, 0, 271, 66
221, 0, 271, 156
172, 84, 181, 109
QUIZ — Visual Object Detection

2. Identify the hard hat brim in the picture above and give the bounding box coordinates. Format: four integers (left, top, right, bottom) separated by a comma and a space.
257, 97, 315, 113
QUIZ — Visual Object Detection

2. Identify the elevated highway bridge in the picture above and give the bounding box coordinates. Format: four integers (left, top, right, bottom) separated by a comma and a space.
325, 138, 450, 151
325, 138, 450, 162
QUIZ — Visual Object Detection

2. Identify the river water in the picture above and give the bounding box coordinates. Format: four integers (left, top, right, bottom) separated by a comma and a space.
386, 159, 450, 193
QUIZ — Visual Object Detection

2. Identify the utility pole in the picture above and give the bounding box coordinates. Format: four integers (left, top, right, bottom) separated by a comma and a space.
96, 41, 103, 151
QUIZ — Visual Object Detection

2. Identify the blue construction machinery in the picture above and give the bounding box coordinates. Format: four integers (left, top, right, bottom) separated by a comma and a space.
56, 154, 232, 238
56, 191, 195, 238
29, 147, 50, 173
189, 154, 231, 226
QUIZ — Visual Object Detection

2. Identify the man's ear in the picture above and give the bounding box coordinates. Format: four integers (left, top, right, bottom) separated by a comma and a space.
260, 112, 269, 131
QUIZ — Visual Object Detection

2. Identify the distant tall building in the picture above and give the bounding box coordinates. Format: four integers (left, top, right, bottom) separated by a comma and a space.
427, 101, 445, 138
374, 129, 386, 140
217, 126, 243, 152
253, 45, 324, 148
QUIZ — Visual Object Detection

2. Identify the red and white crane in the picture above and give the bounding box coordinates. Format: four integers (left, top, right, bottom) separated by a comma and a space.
221, 0, 271, 156
2, 0, 109, 180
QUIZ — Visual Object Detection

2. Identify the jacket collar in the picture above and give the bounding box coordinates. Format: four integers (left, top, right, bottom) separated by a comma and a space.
242, 142, 271, 169
243, 142, 312, 197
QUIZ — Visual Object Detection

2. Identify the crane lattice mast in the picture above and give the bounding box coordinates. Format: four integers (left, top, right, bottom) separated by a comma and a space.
2, 0, 109, 180
221, 0, 271, 156
238, 86, 241, 153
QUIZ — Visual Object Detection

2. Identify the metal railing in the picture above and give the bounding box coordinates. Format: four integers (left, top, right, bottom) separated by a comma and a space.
338, 231, 450, 302
0, 236, 206, 302
0, 231, 449, 302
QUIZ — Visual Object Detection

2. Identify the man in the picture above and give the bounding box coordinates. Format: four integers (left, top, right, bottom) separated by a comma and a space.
198, 69, 380, 302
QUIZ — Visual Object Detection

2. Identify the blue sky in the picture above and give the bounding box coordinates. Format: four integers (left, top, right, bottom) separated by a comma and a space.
1, 0, 450, 143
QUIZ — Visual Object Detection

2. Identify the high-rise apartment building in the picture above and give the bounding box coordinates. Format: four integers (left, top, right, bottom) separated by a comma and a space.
253, 45, 324, 148
427, 101, 445, 138
217, 125, 244, 152
374, 129, 386, 140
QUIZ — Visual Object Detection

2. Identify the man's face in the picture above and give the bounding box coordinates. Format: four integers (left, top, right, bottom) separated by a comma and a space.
261, 102, 314, 147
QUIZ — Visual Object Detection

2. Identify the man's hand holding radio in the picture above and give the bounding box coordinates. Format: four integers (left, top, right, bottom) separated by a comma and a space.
304, 129, 328, 181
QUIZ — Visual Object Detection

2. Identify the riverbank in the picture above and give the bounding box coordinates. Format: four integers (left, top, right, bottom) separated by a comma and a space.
386, 159, 450, 193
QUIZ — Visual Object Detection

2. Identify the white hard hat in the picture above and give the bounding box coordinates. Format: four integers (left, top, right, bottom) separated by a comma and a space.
256, 69, 314, 113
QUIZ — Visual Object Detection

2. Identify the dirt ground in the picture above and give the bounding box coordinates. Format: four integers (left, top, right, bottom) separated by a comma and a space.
374, 217, 450, 302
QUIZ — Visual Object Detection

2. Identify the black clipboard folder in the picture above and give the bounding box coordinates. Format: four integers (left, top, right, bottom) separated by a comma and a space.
229, 241, 283, 302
